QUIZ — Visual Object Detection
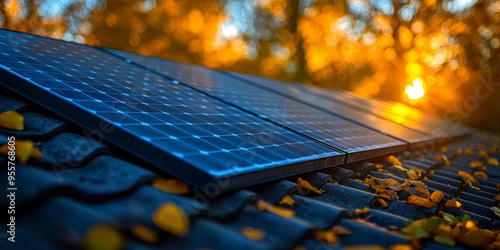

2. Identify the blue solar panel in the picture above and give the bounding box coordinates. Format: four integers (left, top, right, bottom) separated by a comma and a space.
0, 29, 346, 191
108, 50, 408, 162
223, 72, 437, 150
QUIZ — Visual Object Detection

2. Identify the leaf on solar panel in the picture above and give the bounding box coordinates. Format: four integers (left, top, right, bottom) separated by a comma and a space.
297, 178, 324, 194
152, 202, 190, 236
152, 178, 190, 195
0, 110, 24, 130
458, 171, 480, 190
84, 224, 124, 250
402, 179, 430, 199
0, 140, 43, 164
256, 200, 295, 218
278, 195, 295, 206
131, 225, 158, 243
241, 227, 266, 241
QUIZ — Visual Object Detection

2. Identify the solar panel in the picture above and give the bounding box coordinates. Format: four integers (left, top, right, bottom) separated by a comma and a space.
223, 72, 436, 150
231, 72, 473, 140
0, 29, 346, 192
108, 50, 408, 162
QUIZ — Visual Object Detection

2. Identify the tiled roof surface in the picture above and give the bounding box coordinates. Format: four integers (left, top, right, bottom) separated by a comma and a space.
0, 91, 499, 250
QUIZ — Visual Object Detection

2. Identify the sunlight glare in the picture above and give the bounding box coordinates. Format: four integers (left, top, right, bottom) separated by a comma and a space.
405, 78, 425, 100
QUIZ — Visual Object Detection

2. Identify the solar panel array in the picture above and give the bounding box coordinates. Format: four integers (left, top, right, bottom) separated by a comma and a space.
108, 49, 408, 162
0, 29, 346, 191
0, 29, 472, 191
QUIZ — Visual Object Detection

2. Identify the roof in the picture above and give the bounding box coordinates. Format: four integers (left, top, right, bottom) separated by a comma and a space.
1, 91, 499, 249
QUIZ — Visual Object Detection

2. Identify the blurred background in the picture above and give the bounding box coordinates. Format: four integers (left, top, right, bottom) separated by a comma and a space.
0, 0, 499, 133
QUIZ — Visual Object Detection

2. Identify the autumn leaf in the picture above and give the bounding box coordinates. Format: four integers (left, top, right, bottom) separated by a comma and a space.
439, 146, 448, 153
444, 199, 462, 209
297, 177, 324, 194
472, 171, 488, 179
430, 190, 445, 204
152, 178, 189, 195
378, 199, 388, 208
441, 212, 459, 225
436, 154, 450, 166
406, 168, 423, 180
241, 227, 265, 241
388, 244, 413, 250
455, 148, 462, 156
84, 224, 124, 250
469, 161, 483, 168
491, 207, 500, 218
402, 179, 430, 198
464, 148, 474, 155
387, 155, 402, 166
487, 158, 499, 166
363, 176, 402, 200
477, 150, 488, 158
314, 229, 338, 244
407, 195, 434, 208
131, 225, 158, 243
256, 200, 295, 218
402, 216, 442, 239
355, 206, 370, 216
278, 195, 295, 206
0, 140, 43, 164
0, 110, 24, 130
152, 202, 189, 236
458, 171, 480, 190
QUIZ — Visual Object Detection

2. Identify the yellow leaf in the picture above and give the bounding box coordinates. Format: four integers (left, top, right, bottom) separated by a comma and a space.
487, 158, 499, 166
472, 171, 488, 179
389, 244, 413, 250
152, 202, 189, 236
439, 146, 448, 153
444, 199, 462, 209
436, 154, 450, 166
152, 178, 189, 195
256, 200, 295, 218
374, 164, 384, 169
363, 176, 402, 200
458, 171, 480, 190
387, 155, 402, 166
84, 224, 124, 250
0, 110, 24, 130
477, 150, 488, 158
378, 199, 388, 208
342, 245, 386, 250
131, 225, 158, 243
464, 148, 474, 155
314, 229, 338, 244
402, 179, 430, 198
241, 227, 265, 241
455, 148, 462, 156
407, 195, 434, 208
355, 206, 370, 216
278, 195, 295, 206
469, 161, 483, 168
297, 177, 324, 194
430, 190, 445, 204
407, 168, 423, 180
0, 140, 43, 164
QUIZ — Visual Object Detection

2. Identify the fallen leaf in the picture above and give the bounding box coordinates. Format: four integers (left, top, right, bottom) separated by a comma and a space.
407, 195, 434, 208
491, 207, 500, 218
84, 224, 124, 250
131, 225, 158, 243
314, 229, 338, 244
378, 199, 388, 208
487, 158, 499, 166
297, 178, 324, 194
477, 150, 488, 158
355, 206, 370, 216
406, 168, 423, 180
152, 178, 190, 195
278, 195, 295, 206
363, 176, 402, 200
0, 140, 43, 164
430, 190, 445, 204
402, 179, 430, 198
455, 148, 462, 156
241, 227, 265, 241
464, 148, 474, 155
256, 200, 295, 218
387, 155, 402, 166
458, 171, 480, 190
472, 171, 488, 179
436, 154, 450, 166
152, 202, 189, 236
389, 244, 413, 250
444, 199, 462, 209
0, 110, 24, 130
439, 146, 448, 153
402, 216, 442, 239
469, 161, 483, 168
441, 212, 459, 225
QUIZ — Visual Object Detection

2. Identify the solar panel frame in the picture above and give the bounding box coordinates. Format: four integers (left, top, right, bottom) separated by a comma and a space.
0, 29, 346, 192
107, 49, 408, 162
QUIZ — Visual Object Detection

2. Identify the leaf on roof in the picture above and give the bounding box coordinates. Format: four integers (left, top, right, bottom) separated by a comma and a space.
297, 177, 324, 194
152, 178, 190, 195
256, 200, 295, 218
152, 202, 189, 236
454, 220, 496, 248
430, 190, 445, 204
131, 225, 158, 243
469, 161, 485, 169
387, 155, 402, 166
464, 148, 474, 155
472, 171, 488, 179
439, 146, 448, 153
355, 206, 370, 216
407, 195, 434, 208
363, 176, 402, 200
491, 207, 500, 218
487, 158, 499, 166
241, 227, 265, 241
433, 224, 455, 246
314, 229, 338, 244
0, 110, 24, 130
402, 179, 430, 198
494, 194, 500, 202
278, 195, 295, 206
441, 212, 459, 225
477, 150, 488, 158
458, 171, 480, 190
406, 168, 423, 180
436, 154, 450, 166
378, 198, 388, 208
84, 224, 124, 250
444, 199, 462, 209
0, 140, 43, 164
402, 216, 442, 239
455, 148, 462, 156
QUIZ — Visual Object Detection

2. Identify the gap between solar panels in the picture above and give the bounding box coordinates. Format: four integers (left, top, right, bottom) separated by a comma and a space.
0, 29, 347, 192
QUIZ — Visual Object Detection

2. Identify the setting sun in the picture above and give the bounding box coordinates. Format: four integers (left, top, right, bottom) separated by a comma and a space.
405, 78, 425, 100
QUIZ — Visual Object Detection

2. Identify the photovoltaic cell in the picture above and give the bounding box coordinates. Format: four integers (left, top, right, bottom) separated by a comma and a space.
108, 50, 408, 162
0, 29, 345, 191
223, 72, 437, 150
